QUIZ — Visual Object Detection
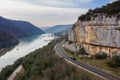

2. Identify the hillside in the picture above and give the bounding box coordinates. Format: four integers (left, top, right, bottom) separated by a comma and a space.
0, 16, 45, 38
78, 0, 120, 21
0, 16, 45, 56
0, 35, 100, 80
0, 31, 18, 48
40, 27, 49, 31
45, 24, 73, 34
54, 29, 69, 36
67, 0, 120, 56
0, 30, 19, 56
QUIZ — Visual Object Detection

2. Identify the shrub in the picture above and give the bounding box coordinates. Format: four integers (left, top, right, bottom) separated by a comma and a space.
115, 27, 120, 30
95, 52, 107, 59
79, 47, 89, 55
68, 41, 73, 44
106, 56, 120, 68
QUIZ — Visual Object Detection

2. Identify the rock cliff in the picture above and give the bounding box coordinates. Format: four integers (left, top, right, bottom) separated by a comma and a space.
68, 15, 120, 56
67, 1, 120, 56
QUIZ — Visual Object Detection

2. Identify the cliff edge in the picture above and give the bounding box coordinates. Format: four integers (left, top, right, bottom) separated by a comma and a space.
68, 0, 120, 56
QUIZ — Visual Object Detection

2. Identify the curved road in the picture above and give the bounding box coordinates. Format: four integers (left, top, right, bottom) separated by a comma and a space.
54, 41, 120, 80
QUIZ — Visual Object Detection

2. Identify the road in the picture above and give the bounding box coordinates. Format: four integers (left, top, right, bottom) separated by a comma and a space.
54, 41, 120, 80
7, 65, 23, 80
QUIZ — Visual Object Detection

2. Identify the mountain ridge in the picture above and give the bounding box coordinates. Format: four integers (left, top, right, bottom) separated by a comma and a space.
0, 16, 45, 54
45, 24, 73, 34
0, 16, 45, 38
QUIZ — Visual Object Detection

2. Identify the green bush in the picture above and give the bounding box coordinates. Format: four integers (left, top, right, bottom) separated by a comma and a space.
95, 52, 107, 59
68, 41, 73, 44
106, 56, 120, 68
79, 47, 89, 55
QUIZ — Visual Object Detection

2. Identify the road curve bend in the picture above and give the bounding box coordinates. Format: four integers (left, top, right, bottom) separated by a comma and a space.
54, 41, 120, 80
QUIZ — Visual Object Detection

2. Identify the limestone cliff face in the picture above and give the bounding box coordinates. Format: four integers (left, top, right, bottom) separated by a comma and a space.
68, 28, 76, 42
68, 15, 120, 56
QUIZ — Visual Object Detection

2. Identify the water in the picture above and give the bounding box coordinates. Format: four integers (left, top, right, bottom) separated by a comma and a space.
0, 34, 55, 71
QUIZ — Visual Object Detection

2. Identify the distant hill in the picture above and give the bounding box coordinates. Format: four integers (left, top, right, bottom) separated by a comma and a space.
0, 31, 18, 48
0, 16, 45, 38
0, 16, 45, 53
54, 29, 69, 37
40, 27, 49, 31
45, 24, 73, 34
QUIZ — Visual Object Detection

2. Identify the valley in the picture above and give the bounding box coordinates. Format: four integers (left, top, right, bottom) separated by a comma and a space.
0, 0, 120, 80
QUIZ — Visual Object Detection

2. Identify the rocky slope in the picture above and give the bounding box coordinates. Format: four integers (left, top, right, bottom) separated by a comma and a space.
67, 0, 120, 56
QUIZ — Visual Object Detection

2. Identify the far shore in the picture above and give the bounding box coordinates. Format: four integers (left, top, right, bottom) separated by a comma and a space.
0, 46, 15, 57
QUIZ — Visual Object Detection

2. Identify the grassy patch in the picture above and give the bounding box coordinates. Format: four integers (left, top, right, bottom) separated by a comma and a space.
62, 47, 120, 77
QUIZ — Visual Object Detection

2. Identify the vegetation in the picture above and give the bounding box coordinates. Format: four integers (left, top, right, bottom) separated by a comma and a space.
106, 56, 120, 68
0, 35, 97, 80
95, 52, 107, 59
115, 27, 120, 30
0, 35, 66, 80
0, 31, 18, 49
63, 47, 120, 77
68, 41, 73, 44
78, 0, 120, 21
79, 47, 89, 55
0, 58, 23, 80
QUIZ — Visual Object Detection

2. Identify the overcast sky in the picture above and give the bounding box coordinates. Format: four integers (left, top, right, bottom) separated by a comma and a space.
0, 0, 116, 27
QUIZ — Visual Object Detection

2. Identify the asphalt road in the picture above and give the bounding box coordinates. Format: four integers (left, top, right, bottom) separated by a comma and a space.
54, 41, 120, 80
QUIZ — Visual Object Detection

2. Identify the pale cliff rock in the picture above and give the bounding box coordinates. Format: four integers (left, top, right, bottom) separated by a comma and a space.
68, 15, 120, 56
64, 42, 81, 53
68, 28, 76, 42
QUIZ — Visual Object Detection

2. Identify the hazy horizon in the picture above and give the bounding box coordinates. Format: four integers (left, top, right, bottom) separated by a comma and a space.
0, 0, 116, 27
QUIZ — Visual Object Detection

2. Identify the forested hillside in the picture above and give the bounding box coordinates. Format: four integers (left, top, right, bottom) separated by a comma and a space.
79, 0, 120, 21
0, 31, 18, 48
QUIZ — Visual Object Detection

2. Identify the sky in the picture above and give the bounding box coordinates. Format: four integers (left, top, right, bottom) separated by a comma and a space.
0, 0, 117, 27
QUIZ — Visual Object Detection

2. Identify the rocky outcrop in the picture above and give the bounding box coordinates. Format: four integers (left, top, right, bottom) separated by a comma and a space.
68, 15, 120, 56
64, 42, 81, 53
68, 28, 76, 42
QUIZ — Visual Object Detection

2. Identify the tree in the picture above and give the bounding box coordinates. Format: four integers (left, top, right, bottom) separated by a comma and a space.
95, 52, 107, 59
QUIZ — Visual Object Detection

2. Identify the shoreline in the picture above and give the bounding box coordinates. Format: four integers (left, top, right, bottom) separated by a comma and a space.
0, 46, 15, 57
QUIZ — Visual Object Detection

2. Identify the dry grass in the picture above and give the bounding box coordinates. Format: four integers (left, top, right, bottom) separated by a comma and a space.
62, 47, 120, 78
